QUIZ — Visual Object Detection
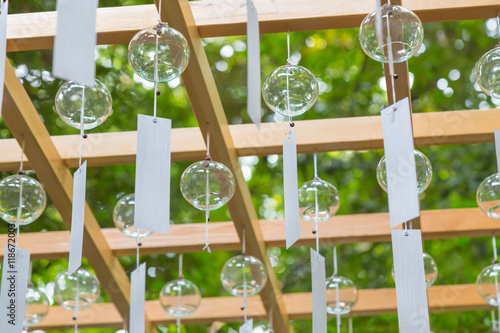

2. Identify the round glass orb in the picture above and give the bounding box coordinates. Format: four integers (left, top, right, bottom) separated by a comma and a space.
391, 252, 438, 288
24, 287, 50, 327
221, 255, 268, 297
53, 268, 101, 311
128, 22, 190, 83
0, 174, 47, 225
477, 263, 500, 306
262, 64, 319, 117
377, 149, 432, 195
359, 3, 424, 63
476, 47, 500, 98
298, 178, 340, 223
477, 173, 500, 219
159, 278, 201, 317
180, 160, 236, 211
113, 193, 154, 238
55, 79, 112, 130
325, 275, 358, 315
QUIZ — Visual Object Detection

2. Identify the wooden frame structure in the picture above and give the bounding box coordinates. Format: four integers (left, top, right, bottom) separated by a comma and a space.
2, 0, 500, 332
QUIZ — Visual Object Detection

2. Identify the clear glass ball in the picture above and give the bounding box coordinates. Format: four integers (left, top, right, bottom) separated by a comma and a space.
262, 64, 319, 117
180, 160, 236, 211
391, 252, 438, 288
24, 287, 50, 327
113, 193, 154, 238
476, 47, 500, 98
377, 149, 432, 195
53, 268, 101, 311
221, 255, 268, 297
298, 178, 340, 223
55, 79, 113, 130
359, 3, 424, 63
325, 275, 358, 315
159, 278, 201, 317
477, 263, 500, 306
477, 173, 500, 219
128, 22, 190, 83
0, 174, 47, 225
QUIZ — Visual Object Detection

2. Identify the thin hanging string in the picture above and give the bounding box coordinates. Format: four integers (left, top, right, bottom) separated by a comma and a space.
15, 136, 26, 252
493, 309, 498, 331
384, 6, 397, 105
79, 87, 86, 168
203, 126, 212, 253
268, 302, 274, 332
334, 246, 341, 333
158, 0, 162, 22
136, 232, 141, 269
242, 229, 248, 322
74, 275, 80, 333
349, 316, 353, 333
493, 235, 500, 318
176, 254, 183, 333
285, 27, 293, 136
176, 317, 181, 333
313, 152, 319, 253
153, 33, 160, 121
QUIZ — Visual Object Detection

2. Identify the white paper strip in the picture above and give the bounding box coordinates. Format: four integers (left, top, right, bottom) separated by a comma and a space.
0, 245, 31, 332
68, 161, 87, 275
283, 131, 300, 248
380, 98, 420, 228
130, 263, 146, 333
494, 129, 500, 173
392, 229, 431, 333
134, 115, 171, 234
311, 248, 327, 333
53, 0, 98, 87
0, 0, 8, 119
247, 0, 261, 129
240, 319, 253, 333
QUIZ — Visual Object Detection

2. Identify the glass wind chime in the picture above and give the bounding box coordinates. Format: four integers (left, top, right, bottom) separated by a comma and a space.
222, 230, 268, 332
180, 127, 236, 253
475, 13, 500, 99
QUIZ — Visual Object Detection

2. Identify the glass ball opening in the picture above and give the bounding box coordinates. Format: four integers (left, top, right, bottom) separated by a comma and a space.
128, 22, 190, 83
180, 160, 236, 211
0, 174, 47, 225
53, 268, 101, 311
221, 254, 268, 297
325, 275, 358, 315
113, 193, 154, 238
55, 79, 113, 130
477, 173, 500, 219
477, 263, 500, 306
159, 278, 201, 317
262, 64, 319, 117
391, 252, 438, 288
475, 47, 500, 99
298, 178, 340, 223
24, 287, 50, 327
359, 3, 424, 63
377, 149, 432, 195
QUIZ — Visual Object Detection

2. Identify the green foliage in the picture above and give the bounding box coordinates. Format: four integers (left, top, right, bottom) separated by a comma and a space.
2, 1, 500, 332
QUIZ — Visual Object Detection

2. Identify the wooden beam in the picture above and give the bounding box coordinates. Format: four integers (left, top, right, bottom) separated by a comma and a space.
1, 62, 154, 332
4, 208, 499, 259
34, 284, 490, 330
157, 0, 291, 331
0, 109, 498, 172
7, 0, 500, 51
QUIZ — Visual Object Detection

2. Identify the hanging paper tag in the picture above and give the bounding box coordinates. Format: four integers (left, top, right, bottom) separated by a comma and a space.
392, 229, 431, 333
68, 161, 87, 275
380, 98, 420, 228
283, 131, 300, 248
0, 0, 8, 118
240, 319, 253, 333
247, 0, 261, 129
0, 245, 30, 332
130, 263, 146, 333
310, 248, 327, 333
494, 129, 500, 173
52, 0, 98, 87
135, 115, 171, 234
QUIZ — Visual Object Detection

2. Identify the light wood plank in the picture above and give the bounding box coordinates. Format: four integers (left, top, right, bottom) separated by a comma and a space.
33, 284, 489, 329
1, 62, 154, 332
6, 0, 500, 51
0, 109, 498, 172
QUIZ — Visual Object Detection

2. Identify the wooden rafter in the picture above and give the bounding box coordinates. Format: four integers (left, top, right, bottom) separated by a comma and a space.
7, 0, 500, 52
34, 283, 490, 330
0, 108, 498, 172
1, 62, 154, 333
154, 0, 292, 331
